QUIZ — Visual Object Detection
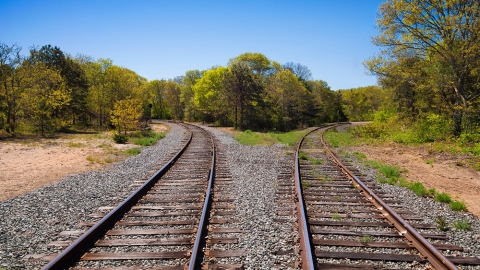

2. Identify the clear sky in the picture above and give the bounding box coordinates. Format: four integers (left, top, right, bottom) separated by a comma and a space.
1, 0, 384, 90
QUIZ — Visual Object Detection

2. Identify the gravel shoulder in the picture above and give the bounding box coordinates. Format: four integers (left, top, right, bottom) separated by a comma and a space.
0, 123, 186, 269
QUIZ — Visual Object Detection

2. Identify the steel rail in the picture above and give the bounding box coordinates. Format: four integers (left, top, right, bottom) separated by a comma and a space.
43, 126, 193, 270
188, 125, 215, 270
294, 127, 320, 270
320, 125, 457, 270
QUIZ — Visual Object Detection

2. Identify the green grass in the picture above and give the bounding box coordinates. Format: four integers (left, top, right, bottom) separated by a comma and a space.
86, 156, 95, 164
310, 158, 324, 165
68, 142, 84, 147
234, 129, 309, 146
324, 129, 358, 148
298, 152, 309, 160
125, 148, 141, 156
132, 132, 165, 146
450, 200, 468, 211
453, 219, 471, 230
409, 182, 428, 196
332, 212, 342, 220
434, 192, 452, 203
359, 235, 373, 243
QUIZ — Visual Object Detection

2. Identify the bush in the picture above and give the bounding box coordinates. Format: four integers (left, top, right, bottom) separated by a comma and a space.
113, 133, 129, 144
415, 114, 452, 142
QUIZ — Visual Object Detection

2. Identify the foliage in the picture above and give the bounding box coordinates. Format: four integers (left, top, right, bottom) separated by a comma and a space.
110, 98, 142, 135
339, 86, 386, 121
366, 0, 480, 136
112, 133, 128, 144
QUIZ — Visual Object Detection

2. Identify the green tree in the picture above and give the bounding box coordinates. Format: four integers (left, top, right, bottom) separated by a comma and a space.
0, 42, 23, 132
111, 98, 142, 135
31, 45, 89, 126
20, 61, 70, 136
164, 80, 183, 120
265, 69, 311, 130
180, 70, 203, 121
193, 66, 229, 124
223, 62, 263, 129
340, 86, 387, 121
367, 0, 480, 135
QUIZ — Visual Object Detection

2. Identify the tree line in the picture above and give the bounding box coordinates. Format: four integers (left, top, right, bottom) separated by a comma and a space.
364, 0, 480, 137
0, 46, 347, 136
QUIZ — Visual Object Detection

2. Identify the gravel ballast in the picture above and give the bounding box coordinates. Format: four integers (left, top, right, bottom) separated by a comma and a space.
0, 123, 186, 269
1, 123, 479, 269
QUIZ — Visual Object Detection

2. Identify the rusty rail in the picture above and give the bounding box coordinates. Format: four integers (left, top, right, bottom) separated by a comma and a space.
294, 127, 320, 270
320, 125, 457, 270
188, 125, 216, 270
43, 126, 194, 270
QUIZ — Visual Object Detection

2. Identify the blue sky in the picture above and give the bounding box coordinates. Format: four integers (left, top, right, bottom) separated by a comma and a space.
1, 0, 384, 90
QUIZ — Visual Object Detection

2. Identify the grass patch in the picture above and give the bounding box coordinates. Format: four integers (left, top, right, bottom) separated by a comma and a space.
310, 158, 324, 165
453, 219, 471, 230
359, 235, 373, 244
450, 200, 468, 211
332, 212, 342, 221
298, 152, 309, 160
132, 132, 165, 146
434, 192, 452, 203
425, 158, 436, 164
125, 148, 141, 156
234, 129, 309, 146
353, 151, 366, 161
324, 129, 357, 148
409, 182, 428, 196
68, 142, 84, 147
86, 156, 95, 164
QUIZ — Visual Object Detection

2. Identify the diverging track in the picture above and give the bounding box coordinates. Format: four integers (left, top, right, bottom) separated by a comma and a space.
295, 125, 480, 270
37, 124, 245, 269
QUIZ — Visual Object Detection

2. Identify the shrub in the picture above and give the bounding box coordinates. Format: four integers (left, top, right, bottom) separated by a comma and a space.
435, 216, 449, 231
434, 192, 452, 203
113, 133, 129, 144
415, 114, 453, 142
450, 201, 468, 211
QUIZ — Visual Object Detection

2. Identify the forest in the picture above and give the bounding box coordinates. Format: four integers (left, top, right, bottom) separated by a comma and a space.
0, 46, 348, 136
1, 0, 479, 143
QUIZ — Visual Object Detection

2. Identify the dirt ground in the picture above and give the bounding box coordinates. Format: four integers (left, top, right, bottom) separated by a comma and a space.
0, 124, 168, 201
348, 144, 480, 218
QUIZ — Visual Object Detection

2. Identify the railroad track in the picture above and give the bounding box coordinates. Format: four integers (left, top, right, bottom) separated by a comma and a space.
35, 123, 245, 269
295, 125, 480, 270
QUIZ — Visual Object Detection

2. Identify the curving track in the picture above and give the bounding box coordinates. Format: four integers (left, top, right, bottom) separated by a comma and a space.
37, 123, 245, 269
295, 125, 480, 269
